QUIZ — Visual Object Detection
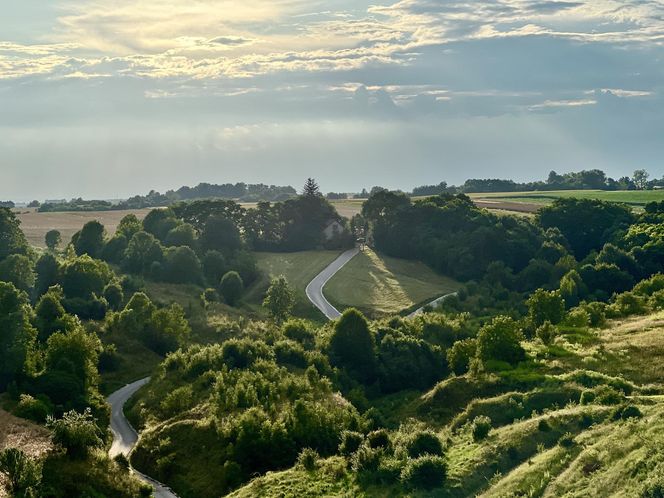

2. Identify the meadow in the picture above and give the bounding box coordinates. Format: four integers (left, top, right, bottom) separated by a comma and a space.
469, 189, 664, 209
325, 248, 461, 317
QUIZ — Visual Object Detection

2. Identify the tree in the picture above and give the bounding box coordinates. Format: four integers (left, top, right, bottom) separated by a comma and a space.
103, 281, 124, 311
47, 409, 103, 459
0, 254, 35, 293
162, 246, 202, 284
45, 229, 62, 251
164, 223, 197, 248
263, 275, 295, 323
302, 178, 321, 197
447, 338, 477, 376
142, 208, 179, 241
527, 289, 565, 327
476, 316, 525, 367
633, 169, 650, 190
0, 282, 37, 389
73, 220, 106, 258
45, 326, 101, 393
329, 308, 375, 381
60, 255, 113, 300
0, 448, 42, 498
200, 215, 242, 254
0, 208, 29, 262
34, 252, 59, 297
35, 286, 70, 341
116, 214, 143, 240
203, 250, 227, 286
123, 231, 163, 275
220, 271, 244, 306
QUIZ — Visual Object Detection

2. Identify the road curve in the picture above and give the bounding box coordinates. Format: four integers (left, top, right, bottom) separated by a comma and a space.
107, 379, 179, 498
408, 291, 458, 318
305, 247, 360, 319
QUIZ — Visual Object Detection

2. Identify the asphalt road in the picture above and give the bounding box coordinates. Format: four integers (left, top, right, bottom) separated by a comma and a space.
408, 291, 459, 318
107, 378, 178, 498
305, 247, 360, 319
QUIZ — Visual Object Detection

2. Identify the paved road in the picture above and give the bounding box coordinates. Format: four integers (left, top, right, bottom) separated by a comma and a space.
107, 378, 178, 498
408, 291, 458, 318
305, 247, 360, 319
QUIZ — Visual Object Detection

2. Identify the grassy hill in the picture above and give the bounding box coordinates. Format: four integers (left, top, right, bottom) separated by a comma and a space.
226, 310, 664, 498
325, 249, 461, 317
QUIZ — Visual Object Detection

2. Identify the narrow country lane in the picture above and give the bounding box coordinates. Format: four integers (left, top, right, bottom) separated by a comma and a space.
305, 247, 360, 319
107, 378, 179, 498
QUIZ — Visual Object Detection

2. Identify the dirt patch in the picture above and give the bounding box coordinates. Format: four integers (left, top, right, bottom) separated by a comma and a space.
15, 209, 150, 248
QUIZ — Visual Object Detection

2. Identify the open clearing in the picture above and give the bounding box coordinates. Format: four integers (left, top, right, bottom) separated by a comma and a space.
469, 189, 664, 209
325, 248, 460, 317
15, 208, 149, 248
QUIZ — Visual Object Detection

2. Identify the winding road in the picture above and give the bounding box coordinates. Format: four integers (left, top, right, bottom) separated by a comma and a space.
305, 247, 360, 319
107, 378, 178, 498
108, 245, 449, 497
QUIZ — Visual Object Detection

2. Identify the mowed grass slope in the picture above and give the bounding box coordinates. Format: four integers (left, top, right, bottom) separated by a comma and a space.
245, 251, 343, 320
325, 248, 460, 317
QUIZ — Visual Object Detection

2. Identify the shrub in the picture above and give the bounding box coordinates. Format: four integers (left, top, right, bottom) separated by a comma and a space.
611, 404, 642, 421
339, 431, 364, 457
220, 271, 244, 306
113, 453, 130, 470
405, 430, 444, 458
283, 319, 315, 347
537, 419, 551, 432
447, 338, 477, 376
558, 432, 576, 448
476, 316, 525, 367
565, 308, 590, 328
351, 444, 383, 474
329, 308, 376, 382
15, 394, 52, 423
274, 340, 308, 369
47, 409, 104, 459
471, 416, 492, 442
296, 448, 319, 471
0, 448, 42, 498
401, 455, 447, 490
103, 282, 124, 311
536, 321, 558, 345
367, 429, 391, 450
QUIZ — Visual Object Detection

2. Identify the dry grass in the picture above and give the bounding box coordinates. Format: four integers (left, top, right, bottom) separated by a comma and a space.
0, 408, 52, 497
15, 208, 150, 248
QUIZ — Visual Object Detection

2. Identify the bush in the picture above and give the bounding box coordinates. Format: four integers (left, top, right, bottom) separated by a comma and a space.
351, 444, 382, 474
536, 321, 558, 345
367, 429, 391, 450
471, 416, 492, 441
296, 448, 319, 471
538, 419, 551, 432
476, 316, 525, 367
283, 319, 315, 347
558, 432, 576, 448
0, 448, 42, 498
401, 455, 447, 490
113, 453, 130, 470
274, 340, 308, 369
447, 338, 477, 376
220, 271, 244, 306
611, 404, 642, 421
47, 409, 104, 459
405, 430, 444, 458
329, 308, 376, 382
339, 431, 364, 457
565, 308, 590, 328
15, 394, 52, 423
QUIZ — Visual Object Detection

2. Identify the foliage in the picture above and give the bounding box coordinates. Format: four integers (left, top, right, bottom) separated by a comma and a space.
263, 275, 295, 323
475, 316, 525, 367
0, 282, 37, 389
0, 208, 29, 262
0, 448, 42, 498
471, 415, 492, 441
45, 230, 62, 251
47, 409, 104, 459
296, 448, 319, 471
73, 221, 106, 258
400, 455, 447, 490
220, 271, 244, 306
536, 321, 558, 345
0, 254, 35, 293
447, 338, 477, 375
123, 231, 164, 275
527, 289, 565, 327
329, 308, 376, 382
403, 430, 444, 458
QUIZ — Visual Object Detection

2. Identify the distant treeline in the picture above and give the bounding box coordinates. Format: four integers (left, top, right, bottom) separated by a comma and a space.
411, 168, 661, 195
38, 182, 298, 212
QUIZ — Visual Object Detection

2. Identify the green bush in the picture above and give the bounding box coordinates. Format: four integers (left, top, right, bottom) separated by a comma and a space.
220, 271, 244, 306
0, 448, 42, 498
351, 444, 383, 474
401, 455, 447, 490
283, 319, 315, 347
15, 394, 52, 423
274, 340, 308, 369
46, 409, 104, 459
296, 448, 319, 471
558, 432, 576, 448
536, 321, 558, 345
471, 416, 492, 441
404, 430, 444, 458
447, 338, 477, 376
611, 404, 642, 421
339, 431, 364, 457
537, 418, 551, 432
367, 429, 391, 450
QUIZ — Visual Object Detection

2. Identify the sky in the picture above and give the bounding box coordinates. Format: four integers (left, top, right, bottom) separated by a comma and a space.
2, 0, 664, 200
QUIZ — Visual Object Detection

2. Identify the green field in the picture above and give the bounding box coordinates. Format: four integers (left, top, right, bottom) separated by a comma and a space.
325, 248, 460, 317
245, 250, 343, 320
470, 189, 664, 208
